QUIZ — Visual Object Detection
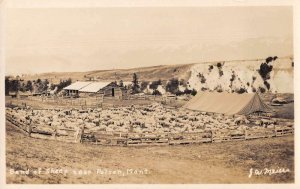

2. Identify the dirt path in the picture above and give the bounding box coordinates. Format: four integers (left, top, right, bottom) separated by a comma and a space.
6, 121, 294, 184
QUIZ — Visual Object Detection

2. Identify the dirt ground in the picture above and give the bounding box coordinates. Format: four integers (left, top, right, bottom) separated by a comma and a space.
6, 121, 294, 184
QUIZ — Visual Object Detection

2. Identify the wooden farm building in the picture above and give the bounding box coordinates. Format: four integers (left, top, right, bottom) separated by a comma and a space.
63, 81, 127, 98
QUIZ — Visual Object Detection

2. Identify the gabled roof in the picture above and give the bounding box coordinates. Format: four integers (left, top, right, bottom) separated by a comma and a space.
63, 81, 91, 90
79, 82, 111, 93
184, 92, 271, 115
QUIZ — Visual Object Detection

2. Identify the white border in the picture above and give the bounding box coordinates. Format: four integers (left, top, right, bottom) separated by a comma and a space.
0, 0, 299, 189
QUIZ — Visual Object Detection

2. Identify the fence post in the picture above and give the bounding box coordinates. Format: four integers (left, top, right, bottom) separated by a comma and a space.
52, 124, 58, 140
27, 120, 32, 137
79, 124, 85, 143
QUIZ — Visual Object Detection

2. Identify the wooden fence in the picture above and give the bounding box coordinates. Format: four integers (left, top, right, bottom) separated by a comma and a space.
6, 111, 294, 146
6, 113, 80, 143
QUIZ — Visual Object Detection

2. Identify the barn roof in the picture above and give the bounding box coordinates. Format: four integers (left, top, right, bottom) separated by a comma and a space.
63, 81, 91, 90
79, 82, 111, 93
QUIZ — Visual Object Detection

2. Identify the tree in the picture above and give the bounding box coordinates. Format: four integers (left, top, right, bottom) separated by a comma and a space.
57, 78, 72, 92
25, 80, 33, 92
132, 73, 139, 94
152, 89, 162, 96
149, 79, 162, 90
5, 77, 10, 95
11, 80, 20, 92
119, 80, 124, 87
259, 62, 273, 80
20, 83, 26, 92
140, 81, 149, 91
166, 78, 179, 94
191, 89, 197, 96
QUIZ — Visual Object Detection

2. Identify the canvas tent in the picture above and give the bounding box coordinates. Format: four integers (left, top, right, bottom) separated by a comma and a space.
184, 92, 271, 115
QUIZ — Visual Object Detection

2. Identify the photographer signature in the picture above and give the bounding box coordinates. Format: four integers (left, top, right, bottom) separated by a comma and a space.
248, 167, 290, 178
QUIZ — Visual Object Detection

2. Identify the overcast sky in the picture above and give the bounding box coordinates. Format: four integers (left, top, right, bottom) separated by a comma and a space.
4, 6, 293, 75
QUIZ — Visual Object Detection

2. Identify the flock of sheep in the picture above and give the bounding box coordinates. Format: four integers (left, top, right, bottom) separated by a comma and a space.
5, 102, 292, 135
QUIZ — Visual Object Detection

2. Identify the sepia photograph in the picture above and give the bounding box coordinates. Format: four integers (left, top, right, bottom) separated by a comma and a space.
0, 0, 298, 187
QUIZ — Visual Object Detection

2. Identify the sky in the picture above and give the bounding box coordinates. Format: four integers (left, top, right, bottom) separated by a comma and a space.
4, 6, 293, 75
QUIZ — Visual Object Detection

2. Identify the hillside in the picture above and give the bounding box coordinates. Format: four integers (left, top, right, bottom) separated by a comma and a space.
20, 64, 193, 84
18, 56, 293, 94
187, 56, 294, 93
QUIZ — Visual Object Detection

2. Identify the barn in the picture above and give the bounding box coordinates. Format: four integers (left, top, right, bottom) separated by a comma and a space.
63, 82, 91, 97
63, 81, 127, 98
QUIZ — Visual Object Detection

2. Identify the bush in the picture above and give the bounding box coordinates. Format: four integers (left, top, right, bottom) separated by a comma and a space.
197, 73, 206, 84
259, 62, 273, 80
140, 81, 149, 91
201, 87, 208, 91
175, 90, 185, 96
149, 80, 162, 90
166, 78, 179, 94
191, 89, 197, 96
214, 85, 223, 93
152, 89, 162, 96
208, 65, 213, 72
259, 87, 266, 93
264, 80, 270, 90
236, 87, 247, 94
216, 63, 223, 77
57, 78, 72, 92
266, 56, 273, 63
219, 70, 224, 77
252, 87, 257, 93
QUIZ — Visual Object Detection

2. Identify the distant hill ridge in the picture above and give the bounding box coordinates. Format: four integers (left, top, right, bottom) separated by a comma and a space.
19, 56, 293, 93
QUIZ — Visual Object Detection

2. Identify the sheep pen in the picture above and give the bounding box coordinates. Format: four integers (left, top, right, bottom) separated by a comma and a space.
5, 101, 294, 146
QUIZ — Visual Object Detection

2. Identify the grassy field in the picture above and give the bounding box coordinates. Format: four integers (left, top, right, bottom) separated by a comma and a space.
6, 121, 294, 184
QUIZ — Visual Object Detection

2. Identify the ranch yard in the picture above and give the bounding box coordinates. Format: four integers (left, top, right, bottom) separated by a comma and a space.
6, 121, 294, 184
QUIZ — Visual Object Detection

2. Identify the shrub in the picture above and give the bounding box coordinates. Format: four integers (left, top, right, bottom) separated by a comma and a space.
149, 80, 162, 90
236, 87, 247, 94
140, 81, 149, 91
208, 65, 214, 72
264, 80, 270, 90
166, 78, 179, 94
214, 85, 223, 93
152, 89, 162, 96
201, 87, 208, 91
57, 78, 72, 92
259, 87, 266, 93
175, 90, 185, 96
266, 56, 273, 63
252, 87, 257, 93
216, 63, 224, 77
218, 70, 224, 77
197, 73, 206, 84
273, 56, 278, 61
259, 62, 273, 80
246, 82, 250, 87
191, 89, 197, 96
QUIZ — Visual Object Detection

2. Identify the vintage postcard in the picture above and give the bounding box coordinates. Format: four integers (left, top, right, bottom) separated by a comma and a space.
0, 0, 299, 188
